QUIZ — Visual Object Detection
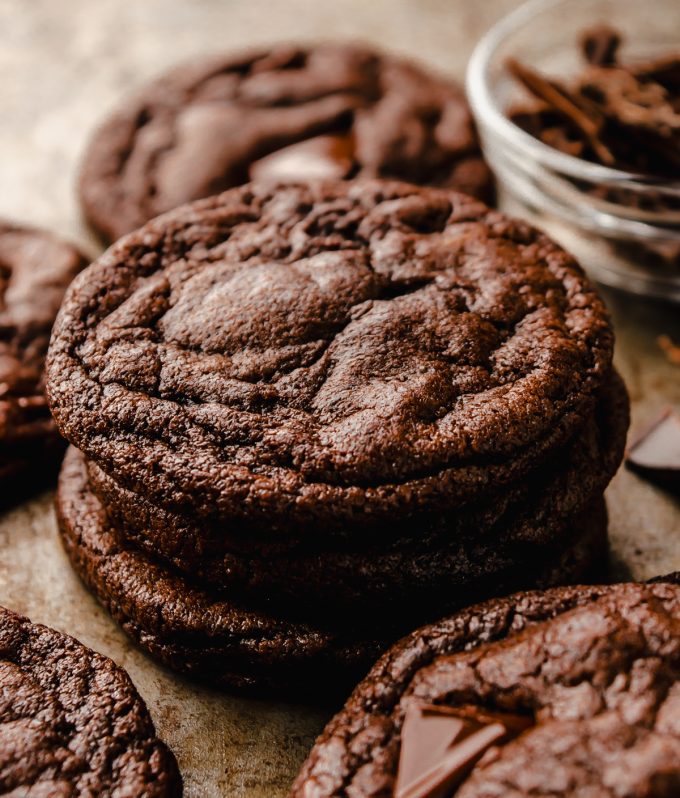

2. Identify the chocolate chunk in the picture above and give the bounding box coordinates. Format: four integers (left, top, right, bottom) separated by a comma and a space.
506, 58, 614, 165
626, 407, 680, 494
508, 28, 680, 178
395, 703, 532, 798
249, 134, 355, 181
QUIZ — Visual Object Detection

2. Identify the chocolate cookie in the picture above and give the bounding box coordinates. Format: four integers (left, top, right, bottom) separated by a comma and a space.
0, 222, 87, 503
47, 180, 616, 532
57, 446, 608, 692
83, 372, 626, 612
0, 603, 180, 796
79, 45, 493, 243
291, 580, 680, 797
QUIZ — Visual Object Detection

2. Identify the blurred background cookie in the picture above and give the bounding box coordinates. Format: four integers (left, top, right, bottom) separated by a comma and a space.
0, 223, 87, 507
79, 44, 493, 243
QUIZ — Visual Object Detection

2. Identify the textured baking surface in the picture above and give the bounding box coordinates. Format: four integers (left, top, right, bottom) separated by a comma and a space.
0, 1, 679, 797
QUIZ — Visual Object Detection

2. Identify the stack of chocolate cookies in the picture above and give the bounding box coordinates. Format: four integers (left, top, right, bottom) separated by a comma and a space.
46, 179, 628, 691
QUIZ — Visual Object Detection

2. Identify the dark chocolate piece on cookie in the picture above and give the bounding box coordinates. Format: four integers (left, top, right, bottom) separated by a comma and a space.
626, 407, 680, 495
0, 604, 181, 796
291, 581, 680, 797
0, 222, 87, 503
79, 44, 493, 243
395, 703, 531, 798
249, 134, 355, 182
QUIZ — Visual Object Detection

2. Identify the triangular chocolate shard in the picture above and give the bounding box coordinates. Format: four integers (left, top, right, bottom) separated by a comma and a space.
394, 703, 532, 798
626, 408, 680, 496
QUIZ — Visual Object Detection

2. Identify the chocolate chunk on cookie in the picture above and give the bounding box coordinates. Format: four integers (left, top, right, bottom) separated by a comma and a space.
0, 603, 180, 796
291, 581, 680, 797
0, 222, 87, 503
79, 45, 493, 243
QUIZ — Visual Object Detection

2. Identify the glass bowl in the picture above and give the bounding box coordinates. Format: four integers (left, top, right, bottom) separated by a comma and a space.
467, 0, 680, 303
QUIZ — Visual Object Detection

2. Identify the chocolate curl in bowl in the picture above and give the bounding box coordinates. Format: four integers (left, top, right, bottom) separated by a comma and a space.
506, 57, 615, 165
507, 29, 680, 178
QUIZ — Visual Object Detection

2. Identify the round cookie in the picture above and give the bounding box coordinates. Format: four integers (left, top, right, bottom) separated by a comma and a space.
291, 580, 680, 797
84, 373, 627, 612
0, 222, 87, 503
79, 44, 493, 243
57, 446, 609, 692
47, 180, 617, 533
0, 604, 180, 796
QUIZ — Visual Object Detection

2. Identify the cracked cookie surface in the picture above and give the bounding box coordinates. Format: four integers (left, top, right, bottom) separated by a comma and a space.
79, 44, 492, 243
0, 222, 86, 498
0, 604, 180, 796
47, 180, 616, 530
291, 581, 680, 797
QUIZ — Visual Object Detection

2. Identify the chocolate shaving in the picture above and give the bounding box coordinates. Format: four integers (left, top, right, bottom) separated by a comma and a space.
508, 28, 680, 178
582, 25, 621, 67
507, 27, 680, 275
507, 57, 614, 165
634, 55, 680, 94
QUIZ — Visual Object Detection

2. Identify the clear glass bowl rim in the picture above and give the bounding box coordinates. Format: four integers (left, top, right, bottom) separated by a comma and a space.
465, 0, 680, 198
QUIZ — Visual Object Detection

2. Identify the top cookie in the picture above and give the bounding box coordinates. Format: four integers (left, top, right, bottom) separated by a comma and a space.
79, 44, 493, 243
0, 222, 86, 489
291, 580, 680, 797
0, 604, 180, 796
47, 180, 614, 529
